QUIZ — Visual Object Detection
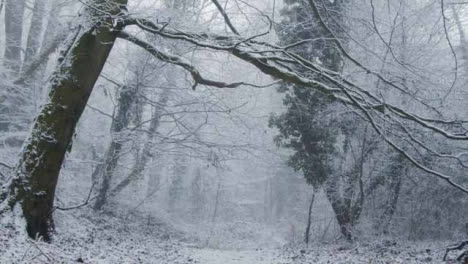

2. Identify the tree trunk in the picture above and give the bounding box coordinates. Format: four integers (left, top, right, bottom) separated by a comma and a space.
330, 202, 353, 241
2, 0, 128, 241
378, 153, 405, 235
452, 6, 468, 76
381, 174, 401, 235
92, 140, 125, 210
326, 173, 365, 241
0, 0, 4, 15
1, 0, 25, 132
304, 188, 316, 244
93, 84, 139, 210
325, 179, 353, 241
105, 90, 169, 202
35, 0, 63, 82
190, 167, 205, 220
24, 0, 47, 67
3, 0, 25, 75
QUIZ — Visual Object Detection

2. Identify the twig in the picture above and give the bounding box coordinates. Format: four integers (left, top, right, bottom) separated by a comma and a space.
86, 104, 115, 120
440, 0, 459, 103
443, 240, 468, 261
210, 0, 240, 35
233, 14, 272, 49
54, 182, 96, 211
120, 15, 468, 194
308, 0, 441, 115
0, 162, 13, 169
27, 239, 51, 262
118, 31, 278, 90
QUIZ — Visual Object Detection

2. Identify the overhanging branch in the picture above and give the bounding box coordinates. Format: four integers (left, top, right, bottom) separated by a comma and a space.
117, 31, 279, 90
118, 16, 468, 194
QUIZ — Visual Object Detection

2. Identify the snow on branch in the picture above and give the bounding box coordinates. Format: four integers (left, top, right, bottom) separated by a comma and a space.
117, 31, 279, 90
117, 16, 468, 194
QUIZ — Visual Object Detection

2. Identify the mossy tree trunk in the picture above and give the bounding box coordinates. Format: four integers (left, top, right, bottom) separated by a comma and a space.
3, 0, 128, 241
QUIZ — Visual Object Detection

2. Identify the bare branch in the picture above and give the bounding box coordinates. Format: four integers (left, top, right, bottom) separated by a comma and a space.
119, 16, 468, 194
440, 0, 459, 102
210, 0, 240, 35
54, 182, 96, 211
309, 0, 442, 114
117, 31, 279, 90
0, 162, 13, 170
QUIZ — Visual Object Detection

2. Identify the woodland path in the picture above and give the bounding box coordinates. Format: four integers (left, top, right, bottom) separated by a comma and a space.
189, 247, 289, 264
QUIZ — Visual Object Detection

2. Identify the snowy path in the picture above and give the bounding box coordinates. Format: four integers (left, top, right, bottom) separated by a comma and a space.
187, 243, 446, 264
190, 248, 289, 264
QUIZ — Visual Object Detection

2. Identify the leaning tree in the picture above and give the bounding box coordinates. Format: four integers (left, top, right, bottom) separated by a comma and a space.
1, 0, 468, 242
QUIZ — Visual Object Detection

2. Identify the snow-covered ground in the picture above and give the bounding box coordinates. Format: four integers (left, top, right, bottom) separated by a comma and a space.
0, 210, 462, 263
189, 248, 288, 264
188, 242, 452, 264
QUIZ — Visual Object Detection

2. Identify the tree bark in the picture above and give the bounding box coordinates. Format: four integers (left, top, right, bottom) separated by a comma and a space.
2, 0, 128, 241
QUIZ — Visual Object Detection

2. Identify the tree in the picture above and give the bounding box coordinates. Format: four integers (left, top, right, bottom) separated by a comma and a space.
271, 0, 369, 240
24, 0, 47, 67
92, 0, 201, 210
270, 0, 455, 241
1, 0, 65, 137
3, 0, 25, 75
1, 0, 25, 132
271, 0, 342, 185
304, 188, 316, 244
2, 0, 468, 243
101, 86, 170, 207
1, 0, 128, 241
92, 83, 140, 210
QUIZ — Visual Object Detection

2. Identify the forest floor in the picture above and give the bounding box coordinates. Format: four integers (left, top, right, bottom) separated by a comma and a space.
189, 242, 452, 264
0, 209, 463, 263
